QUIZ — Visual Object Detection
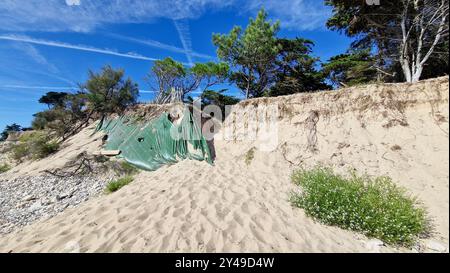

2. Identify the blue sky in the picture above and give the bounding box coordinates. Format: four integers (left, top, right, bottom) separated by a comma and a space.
0, 0, 352, 130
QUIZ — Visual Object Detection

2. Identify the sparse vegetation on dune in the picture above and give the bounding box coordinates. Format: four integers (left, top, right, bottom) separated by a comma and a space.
290, 167, 430, 246
11, 131, 59, 162
105, 175, 134, 193
0, 163, 10, 173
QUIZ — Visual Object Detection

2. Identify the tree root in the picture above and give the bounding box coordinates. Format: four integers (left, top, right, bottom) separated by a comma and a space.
43, 152, 94, 178
305, 110, 319, 152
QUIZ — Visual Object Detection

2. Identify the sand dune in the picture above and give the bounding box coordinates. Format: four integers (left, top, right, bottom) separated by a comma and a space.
0, 77, 448, 253
0, 152, 384, 252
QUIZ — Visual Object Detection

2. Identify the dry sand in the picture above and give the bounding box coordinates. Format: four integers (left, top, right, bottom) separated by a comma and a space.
0, 76, 448, 252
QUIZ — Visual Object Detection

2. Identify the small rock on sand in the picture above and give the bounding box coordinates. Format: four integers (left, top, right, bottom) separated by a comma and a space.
21, 195, 36, 202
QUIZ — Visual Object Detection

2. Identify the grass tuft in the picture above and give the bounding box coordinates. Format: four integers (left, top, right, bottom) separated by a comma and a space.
105, 175, 134, 193
11, 131, 59, 161
34, 141, 59, 159
290, 167, 430, 246
0, 163, 10, 173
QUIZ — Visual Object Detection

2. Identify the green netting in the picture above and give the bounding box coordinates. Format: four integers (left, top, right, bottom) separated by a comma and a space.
96, 109, 212, 171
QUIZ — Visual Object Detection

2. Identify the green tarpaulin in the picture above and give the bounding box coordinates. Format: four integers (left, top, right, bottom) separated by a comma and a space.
96, 109, 213, 171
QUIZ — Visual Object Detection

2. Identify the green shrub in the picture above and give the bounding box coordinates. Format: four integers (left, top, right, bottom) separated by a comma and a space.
34, 140, 59, 159
105, 176, 134, 193
0, 163, 10, 173
11, 131, 59, 161
12, 143, 30, 162
18, 131, 42, 142
290, 167, 429, 246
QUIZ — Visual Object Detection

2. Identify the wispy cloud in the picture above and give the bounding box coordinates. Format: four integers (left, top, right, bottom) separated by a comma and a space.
11, 43, 59, 73
0, 95, 37, 102
0, 85, 76, 90
0, 86, 201, 95
0, 0, 231, 32
4, 66, 77, 88
0, 35, 160, 62
108, 33, 213, 60
1, 39, 77, 88
26, 70, 77, 87
0, 1, 329, 33
244, 0, 331, 31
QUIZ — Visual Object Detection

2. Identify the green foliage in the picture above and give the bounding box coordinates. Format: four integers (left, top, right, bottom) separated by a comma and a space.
84, 65, 139, 114
150, 57, 187, 92
34, 67, 138, 141
33, 66, 137, 141
148, 57, 229, 103
268, 38, 331, 96
38, 92, 68, 108
213, 9, 331, 97
244, 147, 255, 165
31, 112, 51, 131
35, 141, 59, 159
290, 167, 429, 246
186, 89, 240, 120
325, 0, 449, 82
322, 50, 377, 87
213, 9, 281, 98
33, 93, 88, 139
190, 62, 230, 90
0, 123, 22, 142
11, 143, 30, 162
32, 108, 73, 135
11, 131, 59, 162
201, 90, 240, 107
0, 163, 11, 173
105, 175, 134, 193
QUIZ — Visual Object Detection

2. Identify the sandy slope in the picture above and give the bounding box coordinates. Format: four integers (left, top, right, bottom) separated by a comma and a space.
3, 125, 104, 180
0, 77, 448, 253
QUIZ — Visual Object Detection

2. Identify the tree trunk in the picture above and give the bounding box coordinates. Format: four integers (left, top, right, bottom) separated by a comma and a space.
399, 0, 448, 83
412, 65, 423, 82
400, 58, 413, 82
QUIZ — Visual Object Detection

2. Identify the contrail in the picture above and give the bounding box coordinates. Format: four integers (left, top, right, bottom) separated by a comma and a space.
0, 35, 159, 61
0, 86, 190, 96
108, 33, 213, 60
0, 85, 76, 90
